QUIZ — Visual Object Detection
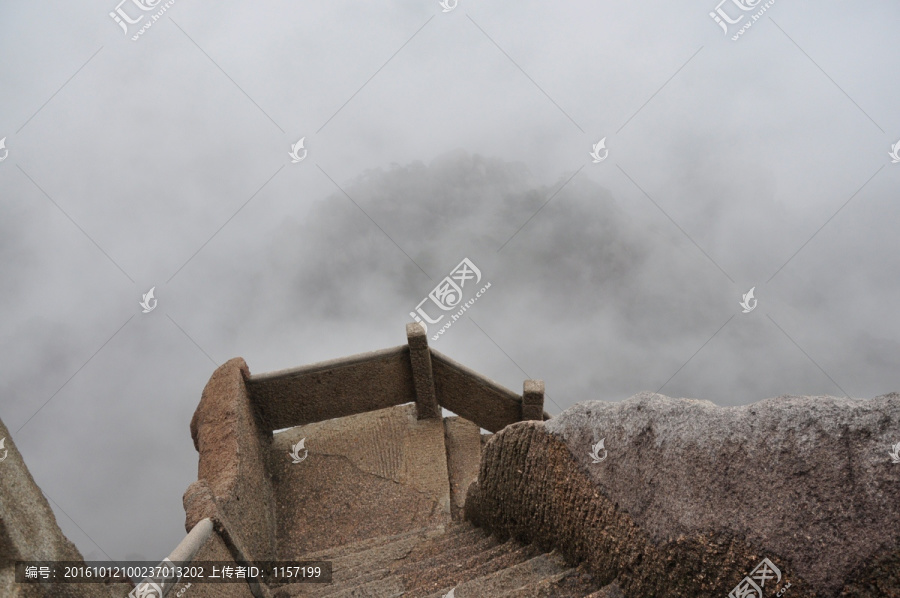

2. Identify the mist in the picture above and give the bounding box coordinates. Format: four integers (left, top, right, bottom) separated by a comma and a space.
1, 0, 898, 564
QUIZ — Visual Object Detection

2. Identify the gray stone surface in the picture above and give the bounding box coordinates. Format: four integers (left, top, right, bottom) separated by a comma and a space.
544, 391, 900, 596
521, 379, 545, 421
0, 418, 132, 598
247, 346, 417, 431
431, 350, 544, 433
442, 417, 482, 520
445, 551, 570, 597
408, 323, 440, 420
275, 521, 604, 598
270, 404, 452, 558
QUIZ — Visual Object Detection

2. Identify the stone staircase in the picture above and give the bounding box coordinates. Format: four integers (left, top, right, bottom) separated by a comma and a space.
276, 521, 618, 598
166, 324, 632, 597
259, 400, 619, 598
6, 324, 898, 597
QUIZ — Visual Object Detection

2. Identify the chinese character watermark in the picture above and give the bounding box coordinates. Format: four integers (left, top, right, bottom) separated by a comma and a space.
409, 258, 491, 341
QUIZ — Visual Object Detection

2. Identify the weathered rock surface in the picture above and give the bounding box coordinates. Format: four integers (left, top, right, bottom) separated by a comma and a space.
276, 520, 611, 597
270, 403, 453, 557
466, 392, 900, 597
0, 418, 132, 598
443, 416, 482, 520
189, 357, 277, 562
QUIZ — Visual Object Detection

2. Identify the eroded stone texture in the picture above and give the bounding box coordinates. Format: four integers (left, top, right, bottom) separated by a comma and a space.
442, 416, 482, 520
0, 418, 133, 598
189, 358, 277, 563
246, 347, 416, 431
431, 351, 531, 433
465, 420, 804, 597
466, 392, 900, 597
270, 404, 452, 557
408, 323, 440, 420
521, 379, 545, 421
547, 392, 900, 596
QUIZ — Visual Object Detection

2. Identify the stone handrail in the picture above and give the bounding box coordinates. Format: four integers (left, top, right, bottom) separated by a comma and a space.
186, 323, 550, 572
242, 323, 550, 433
246, 345, 416, 431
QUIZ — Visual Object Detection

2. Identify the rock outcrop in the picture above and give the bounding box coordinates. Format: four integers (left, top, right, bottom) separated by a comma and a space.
465, 392, 900, 597
0, 418, 133, 598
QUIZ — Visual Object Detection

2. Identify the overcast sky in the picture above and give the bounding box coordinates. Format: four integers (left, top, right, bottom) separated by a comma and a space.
1, 0, 898, 564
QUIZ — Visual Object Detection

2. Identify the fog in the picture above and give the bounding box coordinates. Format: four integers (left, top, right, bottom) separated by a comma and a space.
1, 0, 898, 563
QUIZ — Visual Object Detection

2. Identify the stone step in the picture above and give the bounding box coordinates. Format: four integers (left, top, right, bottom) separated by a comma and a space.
317, 577, 406, 598
399, 540, 540, 597
286, 523, 494, 597
329, 527, 453, 580
417, 550, 573, 598
327, 532, 438, 586
387, 522, 491, 568
280, 531, 436, 597
394, 531, 503, 577
495, 562, 606, 597
297, 525, 444, 562
274, 524, 605, 598
317, 527, 500, 596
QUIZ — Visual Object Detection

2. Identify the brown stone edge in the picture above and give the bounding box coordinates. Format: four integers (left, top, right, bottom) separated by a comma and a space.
188, 358, 277, 565
182, 485, 271, 598
184, 328, 551, 567
463, 421, 815, 598
242, 335, 551, 434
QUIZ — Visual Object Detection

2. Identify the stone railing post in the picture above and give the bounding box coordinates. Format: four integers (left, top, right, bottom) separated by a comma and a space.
407, 322, 440, 419
522, 379, 544, 421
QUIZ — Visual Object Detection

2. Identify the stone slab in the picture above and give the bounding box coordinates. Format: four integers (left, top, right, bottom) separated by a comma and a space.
442, 417, 481, 520
270, 404, 451, 558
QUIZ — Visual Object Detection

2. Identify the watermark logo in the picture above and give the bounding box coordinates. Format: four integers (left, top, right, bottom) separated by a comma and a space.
129, 580, 164, 598
129, 557, 181, 597
439, 0, 458, 12
889, 442, 900, 464
0, 438, 8, 463
729, 557, 784, 598
409, 258, 491, 341
740, 287, 757, 313
290, 438, 308, 464
590, 138, 608, 163
140, 287, 157, 313
109, 0, 177, 41
0, 137, 8, 162
289, 137, 307, 163
589, 438, 607, 463
889, 139, 900, 164
709, 0, 776, 41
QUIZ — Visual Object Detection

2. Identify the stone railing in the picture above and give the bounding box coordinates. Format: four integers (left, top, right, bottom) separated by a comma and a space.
182, 323, 551, 596
244, 322, 550, 433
